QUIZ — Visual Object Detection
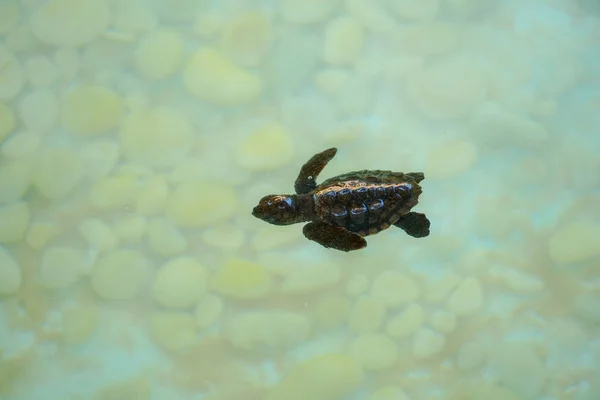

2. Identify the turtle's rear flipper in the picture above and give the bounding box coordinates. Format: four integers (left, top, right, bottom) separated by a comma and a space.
303, 221, 367, 251
294, 148, 337, 194
394, 212, 430, 238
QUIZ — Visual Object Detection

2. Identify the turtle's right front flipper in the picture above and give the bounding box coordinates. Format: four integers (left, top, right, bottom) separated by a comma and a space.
303, 221, 366, 251
394, 212, 430, 238
294, 147, 337, 194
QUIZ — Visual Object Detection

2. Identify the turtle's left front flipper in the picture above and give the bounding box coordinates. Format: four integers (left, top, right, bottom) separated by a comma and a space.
394, 212, 430, 238
303, 221, 367, 251
294, 148, 337, 194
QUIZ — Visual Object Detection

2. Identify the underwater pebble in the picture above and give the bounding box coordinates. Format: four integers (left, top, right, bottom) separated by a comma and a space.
113, 0, 157, 34
78, 218, 118, 252
348, 296, 386, 334
279, 261, 341, 295
448, 277, 483, 316
429, 309, 457, 334
371, 270, 421, 307
407, 58, 487, 119
120, 107, 194, 166
1, 131, 42, 159
314, 69, 350, 95
424, 271, 461, 302
279, 0, 340, 24
91, 249, 151, 300
426, 140, 478, 180
147, 218, 187, 257
227, 311, 310, 350
346, 273, 369, 296
149, 311, 196, 352
167, 181, 237, 228
30, 0, 110, 47
134, 29, 183, 80
80, 140, 120, 180
346, 0, 397, 33
33, 148, 84, 200
0, 1, 19, 35
573, 292, 600, 324
386, 303, 424, 338
457, 342, 487, 371
26, 222, 60, 250
397, 22, 461, 55
266, 353, 362, 400
413, 327, 445, 359
153, 256, 207, 309
201, 225, 246, 251
314, 295, 350, 329
90, 172, 137, 209
24, 56, 57, 88
323, 16, 365, 65
113, 216, 147, 244
19, 89, 59, 133
54, 47, 79, 81
62, 305, 99, 344
0, 201, 29, 243
134, 175, 168, 215
368, 385, 410, 400
349, 333, 398, 370
0, 47, 24, 100
0, 246, 21, 295
195, 294, 223, 329
62, 85, 125, 136
211, 257, 273, 299
547, 220, 600, 265
39, 246, 87, 290
0, 162, 30, 204
390, 0, 440, 20
488, 342, 546, 398
236, 123, 295, 171
183, 48, 262, 106
0, 103, 15, 142
221, 12, 271, 67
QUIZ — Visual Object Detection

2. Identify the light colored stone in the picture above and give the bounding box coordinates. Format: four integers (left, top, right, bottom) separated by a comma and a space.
149, 311, 196, 352
346, 0, 397, 33
26, 222, 60, 250
573, 292, 600, 324
548, 220, 600, 265
323, 16, 365, 65
167, 181, 237, 228
424, 271, 461, 302
221, 12, 272, 67
62, 85, 125, 136
407, 58, 487, 119
386, 303, 424, 337
265, 353, 362, 400
0, 162, 30, 204
413, 327, 445, 359
0, 246, 21, 295
429, 309, 457, 333
39, 247, 87, 290
397, 22, 461, 55
147, 218, 187, 257
201, 224, 246, 251
0, 47, 24, 101
447, 277, 483, 316
371, 271, 421, 307
195, 294, 222, 328
488, 342, 546, 399
227, 311, 310, 350
279, 261, 341, 295
30, 0, 110, 46
62, 305, 99, 344
346, 273, 369, 296
236, 123, 295, 171
24, 55, 58, 88
91, 249, 151, 300
314, 295, 350, 328
390, 0, 440, 21
33, 148, 84, 200
134, 175, 168, 215
19, 89, 59, 133
1, 131, 42, 159
426, 140, 478, 180
113, 216, 147, 244
211, 257, 272, 299
120, 107, 194, 166
348, 296, 386, 333
90, 172, 138, 209
457, 342, 487, 371
0, 201, 29, 243
113, 0, 157, 34
279, 0, 340, 24
134, 29, 183, 80
349, 333, 398, 370
368, 385, 409, 400
183, 48, 262, 106
80, 140, 120, 180
0, 103, 15, 142
0, 1, 19, 35
78, 218, 118, 252
153, 256, 208, 309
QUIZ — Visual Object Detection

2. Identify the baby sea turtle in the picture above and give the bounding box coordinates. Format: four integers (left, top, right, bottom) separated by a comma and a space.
252, 147, 430, 252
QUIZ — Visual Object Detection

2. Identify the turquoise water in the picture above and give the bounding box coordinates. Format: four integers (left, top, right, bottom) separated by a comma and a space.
0, 0, 599, 399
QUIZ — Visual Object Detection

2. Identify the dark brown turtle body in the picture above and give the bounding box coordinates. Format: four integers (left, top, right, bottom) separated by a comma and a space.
252, 147, 430, 252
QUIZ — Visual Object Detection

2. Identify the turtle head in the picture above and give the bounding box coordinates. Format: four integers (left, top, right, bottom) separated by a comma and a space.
252, 194, 302, 225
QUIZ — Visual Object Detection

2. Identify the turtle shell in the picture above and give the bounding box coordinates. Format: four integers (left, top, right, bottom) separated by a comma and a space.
312, 170, 424, 237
